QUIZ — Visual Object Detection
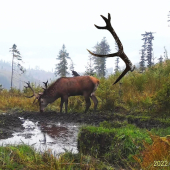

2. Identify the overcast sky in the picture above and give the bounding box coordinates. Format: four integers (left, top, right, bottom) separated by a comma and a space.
0, 0, 170, 74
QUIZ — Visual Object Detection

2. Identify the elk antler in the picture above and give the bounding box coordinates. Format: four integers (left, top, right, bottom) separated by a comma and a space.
87, 13, 135, 85
42, 80, 48, 90
24, 81, 40, 103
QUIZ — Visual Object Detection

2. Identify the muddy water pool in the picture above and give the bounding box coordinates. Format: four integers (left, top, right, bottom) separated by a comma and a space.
0, 117, 81, 156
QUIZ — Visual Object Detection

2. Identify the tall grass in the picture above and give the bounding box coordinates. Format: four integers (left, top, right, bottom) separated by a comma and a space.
0, 144, 114, 170
0, 60, 169, 115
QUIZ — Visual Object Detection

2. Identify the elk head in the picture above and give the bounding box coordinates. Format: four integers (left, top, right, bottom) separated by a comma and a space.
87, 13, 135, 85
24, 81, 49, 112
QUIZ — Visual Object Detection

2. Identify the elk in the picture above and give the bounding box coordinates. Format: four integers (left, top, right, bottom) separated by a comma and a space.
24, 76, 99, 113
87, 13, 135, 85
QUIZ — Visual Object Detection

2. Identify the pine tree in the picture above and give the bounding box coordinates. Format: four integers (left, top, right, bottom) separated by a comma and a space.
0, 84, 3, 91
146, 32, 155, 67
93, 37, 111, 77
164, 46, 168, 60
139, 49, 146, 73
92, 42, 100, 76
152, 52, 156, 65
84, 55, 95, 76
140, 32, 155, 68
114, 41, 119, 73
55, 44, 70, 77
9, 44, 26, 90
158, 55, 163, 64
140, 33, 148, 72
114, 57, 120, 73
69, 58, 75, 71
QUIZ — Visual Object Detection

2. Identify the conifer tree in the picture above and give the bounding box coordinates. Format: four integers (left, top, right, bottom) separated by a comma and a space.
114, 41, 119, 73
9, 44, 26, 90
152, 52, 156, 65
164, 46, 168, 60
55, 44, 70, 77
140, 33, 147, 72
84, 55, 95, 76
139, 49, 146, 73
114, 57, 120, 73
146, 32, 155, 67
93, 37, 111, 77
140, 32, 155, 68
158, 55, 163, 64
69, 58, 75, 71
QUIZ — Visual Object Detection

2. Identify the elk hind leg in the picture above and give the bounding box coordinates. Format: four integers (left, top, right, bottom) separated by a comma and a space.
90, 94, 98, 112
64, 96, 68, 114
84, 95, 91, 113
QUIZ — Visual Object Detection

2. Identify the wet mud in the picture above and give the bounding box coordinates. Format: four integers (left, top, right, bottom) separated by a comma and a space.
0, 111, 119, 140
0, 114, 24, 139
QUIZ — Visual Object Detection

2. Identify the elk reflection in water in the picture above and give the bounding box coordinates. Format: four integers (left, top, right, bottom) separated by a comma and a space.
40, 124, 68, 139
0, 119, 79, 155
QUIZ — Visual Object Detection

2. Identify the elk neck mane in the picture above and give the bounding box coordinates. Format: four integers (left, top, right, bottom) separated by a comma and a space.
46, 77, 63, 91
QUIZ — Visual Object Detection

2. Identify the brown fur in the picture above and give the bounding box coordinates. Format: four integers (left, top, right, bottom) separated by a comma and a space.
39, 76, 100, 113
45, 76, 99, 97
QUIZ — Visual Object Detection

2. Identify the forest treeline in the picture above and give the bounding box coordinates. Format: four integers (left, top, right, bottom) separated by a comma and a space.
0, 58, 170, 118
0, 60, 56, 90
0, 37, 114, 90
0, 59, 113, 90
0, 31, 168, 91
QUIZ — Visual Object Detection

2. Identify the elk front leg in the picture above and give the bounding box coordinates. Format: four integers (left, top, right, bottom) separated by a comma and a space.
60, 97, 64, 113
90, 94, 98, 112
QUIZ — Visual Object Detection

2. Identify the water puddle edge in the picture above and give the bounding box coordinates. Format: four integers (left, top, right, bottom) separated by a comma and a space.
0, 117, 80, 156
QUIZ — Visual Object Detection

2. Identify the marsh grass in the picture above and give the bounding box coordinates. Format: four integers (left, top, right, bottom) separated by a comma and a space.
1, 123, 170, 169
0, 61, 170, 169
78, 123, 170, 169
0, 144, 114, 170
0, 60, 170, 116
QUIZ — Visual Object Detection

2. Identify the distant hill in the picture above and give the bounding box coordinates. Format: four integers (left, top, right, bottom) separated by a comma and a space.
0, 60, 56, 90
0, 60, 114, 90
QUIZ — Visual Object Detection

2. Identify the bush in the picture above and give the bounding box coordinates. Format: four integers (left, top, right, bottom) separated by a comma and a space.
134, 133, 170, 170
78, 125, 152, 166
152, 78, 170, 117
